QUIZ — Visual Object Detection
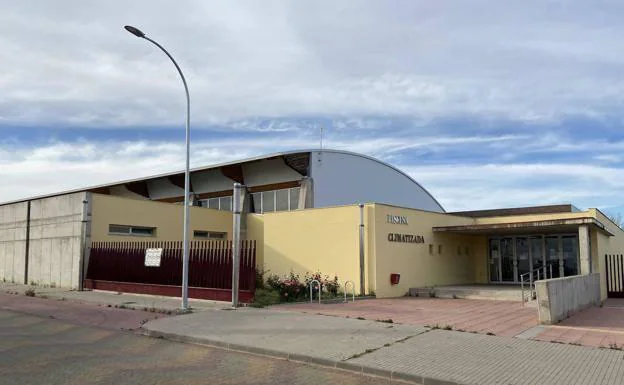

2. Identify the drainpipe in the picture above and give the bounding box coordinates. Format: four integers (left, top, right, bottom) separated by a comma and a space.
23, 201, 31, 285
359, 204, 365, 295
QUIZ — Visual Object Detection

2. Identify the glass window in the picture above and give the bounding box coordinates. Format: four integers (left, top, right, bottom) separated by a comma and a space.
251, 193, 262, 213
194, 230, 226, 239
289, 187, 300, 210
207, 198, 219, 210
109, 225, 154, 237
562, 236, 579, 277
130, 226, 155, 236
219, 196, 232, 212
109, 225, 130, 235
275, 189, 289, 211
262, 191, 275, 212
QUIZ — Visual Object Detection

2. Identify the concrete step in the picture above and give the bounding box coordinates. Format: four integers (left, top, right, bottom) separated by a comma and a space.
409, 287, 529, 302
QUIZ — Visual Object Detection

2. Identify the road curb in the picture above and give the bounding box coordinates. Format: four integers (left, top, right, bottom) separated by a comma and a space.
141, 328, 464, 385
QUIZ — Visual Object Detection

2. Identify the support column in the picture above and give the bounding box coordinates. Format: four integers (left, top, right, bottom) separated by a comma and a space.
578, 225, 591, 275
298, 177, 313, 209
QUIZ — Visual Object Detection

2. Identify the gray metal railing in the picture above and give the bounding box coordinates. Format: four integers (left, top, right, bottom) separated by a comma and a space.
520, 263, 556, 305
344, 280, 355, 303
309, 279, 321, 304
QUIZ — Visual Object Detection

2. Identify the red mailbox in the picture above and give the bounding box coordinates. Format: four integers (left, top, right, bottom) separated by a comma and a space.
390, 273, 400, 285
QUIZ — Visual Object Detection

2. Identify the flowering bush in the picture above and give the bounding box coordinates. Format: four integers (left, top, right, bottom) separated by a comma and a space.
266, 272, 306, 302
305, 272, 340, 297
265, 271, 341, 302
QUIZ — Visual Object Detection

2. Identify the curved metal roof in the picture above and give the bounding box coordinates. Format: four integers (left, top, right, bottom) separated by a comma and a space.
0, 149, 444, 211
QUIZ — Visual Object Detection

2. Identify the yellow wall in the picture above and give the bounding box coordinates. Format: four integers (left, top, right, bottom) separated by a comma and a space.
251, 205, 364, 294
91, 194, 233, 242
591, 209, 624, 300
372, 204, 486, 298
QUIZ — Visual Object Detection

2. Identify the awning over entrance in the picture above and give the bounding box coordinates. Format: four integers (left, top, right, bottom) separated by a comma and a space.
432, 217, 613, 236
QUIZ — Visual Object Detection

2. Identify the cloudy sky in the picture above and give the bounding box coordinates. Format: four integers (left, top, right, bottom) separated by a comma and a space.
1, 1, 623, 214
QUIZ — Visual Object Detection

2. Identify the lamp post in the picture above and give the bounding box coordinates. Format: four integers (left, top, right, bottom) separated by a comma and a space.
124, 25, 191, 311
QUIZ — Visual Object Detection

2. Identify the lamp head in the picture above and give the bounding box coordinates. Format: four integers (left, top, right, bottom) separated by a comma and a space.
124, 25, 145, 38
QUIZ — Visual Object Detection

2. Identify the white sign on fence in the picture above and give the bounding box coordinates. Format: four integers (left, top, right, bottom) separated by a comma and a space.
144, 248, 163, 267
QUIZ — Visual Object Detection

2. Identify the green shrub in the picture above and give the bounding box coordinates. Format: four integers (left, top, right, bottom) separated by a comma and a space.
250, 288, 281, 308
25, 288, 36, 297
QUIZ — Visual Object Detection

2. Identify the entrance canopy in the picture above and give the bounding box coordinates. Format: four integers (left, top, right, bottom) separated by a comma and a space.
433, 217, 613, 236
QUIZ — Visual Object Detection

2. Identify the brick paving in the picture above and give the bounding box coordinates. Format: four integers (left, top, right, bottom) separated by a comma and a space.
277, 297, 538, 337
534, 300, 624, 348
0, 310, 401, 385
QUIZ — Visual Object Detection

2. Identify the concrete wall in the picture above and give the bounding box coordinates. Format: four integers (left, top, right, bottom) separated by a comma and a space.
27, 192, 88, 289
536, 273, 601, 325
90, 194, 233, 242
372, 204, 485, 298
0, 201, 28, 284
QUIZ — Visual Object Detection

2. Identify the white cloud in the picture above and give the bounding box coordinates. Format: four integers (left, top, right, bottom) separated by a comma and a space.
1, 1, 624, 126
2, 133, 622, 218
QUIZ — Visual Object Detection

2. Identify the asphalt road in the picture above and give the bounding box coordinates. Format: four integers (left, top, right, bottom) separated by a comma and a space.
0, 295, 399, 385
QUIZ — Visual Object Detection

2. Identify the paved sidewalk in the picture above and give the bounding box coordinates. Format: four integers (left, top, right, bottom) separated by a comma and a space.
0, 283, 225, 312
143, 308, 427, 363
143, 307, 624, 385
277, 297, 537, 337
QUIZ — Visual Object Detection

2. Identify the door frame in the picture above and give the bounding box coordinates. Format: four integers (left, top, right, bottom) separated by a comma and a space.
487, 233, 579, 283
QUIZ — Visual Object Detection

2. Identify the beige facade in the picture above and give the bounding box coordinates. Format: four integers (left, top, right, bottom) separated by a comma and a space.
248, 205, 366, 293
90, 194, 233, 242
58, 193, 624, 299
250, 203, 624, 299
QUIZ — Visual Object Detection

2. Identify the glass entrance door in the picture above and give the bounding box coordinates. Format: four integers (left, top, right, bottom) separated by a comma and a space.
500, 238, 515, 282
562, 236, 579, 277
488, 234, 579, 283
516, 237, 530, 280
530, 236, 545, 278
545, 236, 561, 278
489, 239, 501, 282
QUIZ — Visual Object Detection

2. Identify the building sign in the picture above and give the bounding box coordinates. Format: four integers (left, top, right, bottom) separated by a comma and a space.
387, 214, 408, 225
388, 233, 425, 244
145, 248, 163, 267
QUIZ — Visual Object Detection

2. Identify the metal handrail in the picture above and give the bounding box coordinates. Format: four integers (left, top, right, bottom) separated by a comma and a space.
344, 280, 355, 303
520, 263, 557, 305
309, 279, 321, 304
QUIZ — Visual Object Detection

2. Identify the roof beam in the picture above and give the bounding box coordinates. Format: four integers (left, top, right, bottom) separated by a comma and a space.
221, 164, 244, 184
124, 181, 150, 198
168, 174, 193, 192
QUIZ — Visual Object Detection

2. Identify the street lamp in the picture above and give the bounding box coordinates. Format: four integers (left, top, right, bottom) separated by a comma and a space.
124, 25, 192, 311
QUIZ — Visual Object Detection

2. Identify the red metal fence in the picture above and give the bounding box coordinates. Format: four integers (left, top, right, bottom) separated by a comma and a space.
84, 240, 256, 302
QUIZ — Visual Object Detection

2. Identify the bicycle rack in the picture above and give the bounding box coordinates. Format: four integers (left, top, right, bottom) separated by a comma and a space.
344, 280, 355, 303
309, 279, 321, 304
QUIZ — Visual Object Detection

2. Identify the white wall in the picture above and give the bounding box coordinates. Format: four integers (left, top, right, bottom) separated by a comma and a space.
0, 202, 28, 283
310, 151, 445, 212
